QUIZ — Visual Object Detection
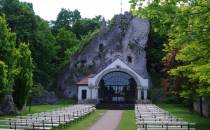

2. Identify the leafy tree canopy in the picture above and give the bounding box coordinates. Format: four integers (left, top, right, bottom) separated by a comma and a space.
52, 8, 101, 38
130, 0, 210, 99
0, 15, 18, 95
0, 15, 33, 110
13, 43, 33, 110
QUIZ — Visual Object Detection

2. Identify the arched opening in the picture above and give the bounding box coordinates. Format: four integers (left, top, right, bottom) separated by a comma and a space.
98, 71, 137, 104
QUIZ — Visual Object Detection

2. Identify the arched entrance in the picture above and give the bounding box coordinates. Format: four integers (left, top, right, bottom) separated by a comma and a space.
98, 71, 137, 103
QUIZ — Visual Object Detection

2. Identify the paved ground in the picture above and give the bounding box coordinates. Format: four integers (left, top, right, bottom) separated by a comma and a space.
87, 110, 123, 130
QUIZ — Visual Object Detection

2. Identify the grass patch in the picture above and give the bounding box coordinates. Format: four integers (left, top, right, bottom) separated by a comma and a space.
22, 104, 69, 115
117, 110, 137, 130
63, 110, 106, 130
0, 99, 76, 118
158, 103, 210, 130
0, 103, 73, 125
22, 98, 76, 115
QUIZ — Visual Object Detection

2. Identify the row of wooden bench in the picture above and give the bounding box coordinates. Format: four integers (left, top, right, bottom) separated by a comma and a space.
0, 104, 96, 130
135, 104, 195, 130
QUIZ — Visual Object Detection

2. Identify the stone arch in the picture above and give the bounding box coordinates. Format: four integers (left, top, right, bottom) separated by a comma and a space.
95, 67, 141, 89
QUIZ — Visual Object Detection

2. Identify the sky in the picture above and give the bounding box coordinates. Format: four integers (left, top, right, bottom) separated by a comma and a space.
19, 0, 131, 21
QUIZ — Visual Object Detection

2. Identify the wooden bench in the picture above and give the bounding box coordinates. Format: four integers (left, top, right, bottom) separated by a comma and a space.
0, 104, 95, 130
135, 104, 195, 130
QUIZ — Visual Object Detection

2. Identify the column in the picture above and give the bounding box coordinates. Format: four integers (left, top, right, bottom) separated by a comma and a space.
90, 87, 98, 99
95, 87, 98, 99
137, 87, 141, 100
144, 89, 147, 100
88, 84, 94, 99
89, 87, 92, 99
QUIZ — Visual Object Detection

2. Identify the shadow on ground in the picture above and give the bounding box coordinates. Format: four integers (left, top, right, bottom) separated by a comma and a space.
96, 103, 134, 110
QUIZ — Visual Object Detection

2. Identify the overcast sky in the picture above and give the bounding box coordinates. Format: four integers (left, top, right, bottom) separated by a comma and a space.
19, 0, 131, 21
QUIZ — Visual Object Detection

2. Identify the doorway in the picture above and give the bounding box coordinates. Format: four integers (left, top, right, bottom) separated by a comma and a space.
98, 71, 137, 104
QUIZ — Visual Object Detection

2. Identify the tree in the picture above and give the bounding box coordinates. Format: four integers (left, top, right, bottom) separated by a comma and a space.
0, 15, 34, 111
13, 43, 33, 110
1, 0, 37, 44
55, 28, 79, 67
52, 9, 100, 38
72, 16, 101, 38
52, 9, 81, 33
1, 0, 58, 88
130, 0, 210, 101
0, 15, 17, 96
1, 0, 101, 103
31, 16, 58, 87
0, 61, 9, 98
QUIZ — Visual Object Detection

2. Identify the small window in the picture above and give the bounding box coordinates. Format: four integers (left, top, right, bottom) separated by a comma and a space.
127, 56, 132, 63
99, 43, 104, 52
82, 90, 87, 99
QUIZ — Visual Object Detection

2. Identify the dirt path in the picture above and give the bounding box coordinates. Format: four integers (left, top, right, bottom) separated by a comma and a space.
87, 110, 123, 130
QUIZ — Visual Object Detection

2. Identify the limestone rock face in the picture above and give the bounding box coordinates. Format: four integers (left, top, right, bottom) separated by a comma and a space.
57, 12, 150, 97
1, 95, 17, 115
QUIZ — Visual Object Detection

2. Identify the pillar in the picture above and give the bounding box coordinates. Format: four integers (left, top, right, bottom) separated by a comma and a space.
137, 87, 141, 100
95, 87, 98, 99
90, 87, 93, 99
90, 87, 98, 99
144, 89, 147, 100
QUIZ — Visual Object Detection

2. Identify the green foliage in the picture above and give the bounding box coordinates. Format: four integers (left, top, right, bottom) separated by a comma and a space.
55, 28, 79, 68
31, 16, 58, 87
72, 16, 100, 38
0, 61, 9, 97
158, 103, 210, 130
0, 16, 17, 96
56, 28, 79, 51
1, 0, 58, 88
31, 82, 44, 97
130, 0, 210, 100
52, 8, 81, 32
52, 8, 100, 38
0, 0, 99, 89
0, 15, 34, 110
13, 43, 33, 110
1, 0, 36, 43
0, 0, 100, 111
166, 1, 210, 98
79, 29, 99, 49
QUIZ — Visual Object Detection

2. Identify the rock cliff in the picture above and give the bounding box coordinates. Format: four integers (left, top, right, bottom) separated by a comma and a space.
57, 12, 150, 97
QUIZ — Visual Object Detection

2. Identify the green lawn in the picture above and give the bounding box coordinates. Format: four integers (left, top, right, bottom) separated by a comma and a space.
0, 101, 105, 130
158, 103, 210, 130
0, 103, 73, 126
117, 110, 137, 130
0, 99, 75, 118
63, 110, 106, 130
22, 104, 69, 115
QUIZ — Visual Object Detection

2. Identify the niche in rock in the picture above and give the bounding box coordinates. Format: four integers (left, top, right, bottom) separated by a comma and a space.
127, 56, 132, 63
99, 43, 104, 52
